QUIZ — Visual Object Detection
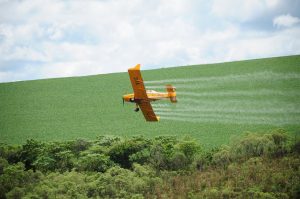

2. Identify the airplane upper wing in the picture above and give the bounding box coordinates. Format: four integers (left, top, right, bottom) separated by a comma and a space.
128, 64, 148, 99
128, 64, 159, 121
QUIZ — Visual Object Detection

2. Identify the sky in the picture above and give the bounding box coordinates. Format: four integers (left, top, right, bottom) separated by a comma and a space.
0, 0, 300, 83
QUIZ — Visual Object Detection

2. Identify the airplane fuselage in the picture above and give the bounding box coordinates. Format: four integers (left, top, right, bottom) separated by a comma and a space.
123, 90, 173, 103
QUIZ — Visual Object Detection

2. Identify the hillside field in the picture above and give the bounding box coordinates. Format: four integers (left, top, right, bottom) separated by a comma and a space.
0, 55, 299, 147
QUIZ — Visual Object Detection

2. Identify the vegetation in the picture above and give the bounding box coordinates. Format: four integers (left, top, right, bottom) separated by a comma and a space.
0, 55, 300, 147
0, 129, 299, 198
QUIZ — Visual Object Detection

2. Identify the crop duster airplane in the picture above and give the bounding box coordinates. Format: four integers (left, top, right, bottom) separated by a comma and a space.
122, 64, 177, 121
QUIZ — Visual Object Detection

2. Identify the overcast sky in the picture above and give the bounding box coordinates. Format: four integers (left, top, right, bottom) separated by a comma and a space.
0, 0, 300, 83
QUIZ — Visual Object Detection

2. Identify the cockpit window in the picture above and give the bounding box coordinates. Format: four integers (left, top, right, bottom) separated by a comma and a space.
147, 90, 158, 93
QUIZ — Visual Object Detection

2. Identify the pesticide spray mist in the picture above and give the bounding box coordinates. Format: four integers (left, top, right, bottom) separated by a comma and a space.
146, 71, 300, 125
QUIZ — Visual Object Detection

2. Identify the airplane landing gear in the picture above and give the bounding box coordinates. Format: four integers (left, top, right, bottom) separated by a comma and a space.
134, 104, 139, 112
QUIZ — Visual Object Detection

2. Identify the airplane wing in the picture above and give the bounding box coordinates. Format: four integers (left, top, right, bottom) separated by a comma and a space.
128, 64, 148, 99
138, 99, 160, 121
128, 64, 159, 121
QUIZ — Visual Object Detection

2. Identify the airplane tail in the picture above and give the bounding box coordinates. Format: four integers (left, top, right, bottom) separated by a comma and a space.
166, 84, 177, 103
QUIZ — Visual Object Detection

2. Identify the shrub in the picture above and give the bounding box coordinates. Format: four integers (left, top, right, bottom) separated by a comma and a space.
76, 153, 113, 172
95, 135, 121, 147
0, 157, 9, 174
212, 145, 232, 168
270, 129, 289, 157
0, 144, 21, 164
26, 171, 91, 199
33, 156, 56, 173
193, 148, 218, 171
68, 139, 91, 156
233, 133, 275, 159
93, 165, 161, 198
55, 150, 75, 172
108, 137, 150, 169
0, 162, 42, 198
177, 138, 201, 163
6, 187, 25, 199
291, 138, 300, 154
129, 148, 150, 165
0, 131, 298, 198
20, 139, 44, 170
149, 144, 168, 170
169, 152, 189, 170
232, 130, 291, 161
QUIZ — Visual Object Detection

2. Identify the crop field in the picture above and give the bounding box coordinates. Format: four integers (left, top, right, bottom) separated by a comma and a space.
0, 55, 299, 147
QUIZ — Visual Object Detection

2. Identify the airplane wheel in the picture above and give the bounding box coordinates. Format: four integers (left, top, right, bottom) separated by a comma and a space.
134, 107, 139, 112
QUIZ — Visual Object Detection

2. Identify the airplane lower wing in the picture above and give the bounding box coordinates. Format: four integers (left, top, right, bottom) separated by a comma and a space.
128, 64, 159, 122
138, 99, 160, 121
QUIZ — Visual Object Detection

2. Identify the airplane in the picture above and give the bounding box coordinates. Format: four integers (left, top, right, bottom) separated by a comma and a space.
122, 64, 177, 121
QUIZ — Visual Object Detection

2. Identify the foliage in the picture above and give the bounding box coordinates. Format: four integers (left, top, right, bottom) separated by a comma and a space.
0, 162, 42, 198
108, 137, 151, 169
76, 153, 113, 172
19, 139, 44, 170
212, 145, 232, 168
0, 130, 299, 198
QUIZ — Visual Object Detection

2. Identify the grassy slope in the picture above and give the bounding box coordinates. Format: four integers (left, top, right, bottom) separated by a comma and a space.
0, 55, 299, 147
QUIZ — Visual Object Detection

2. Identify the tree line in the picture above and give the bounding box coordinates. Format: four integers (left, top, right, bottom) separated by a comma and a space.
0, 129, 299, 198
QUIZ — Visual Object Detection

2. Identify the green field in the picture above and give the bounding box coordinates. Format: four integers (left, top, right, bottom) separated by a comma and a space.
1, 55, 299, 147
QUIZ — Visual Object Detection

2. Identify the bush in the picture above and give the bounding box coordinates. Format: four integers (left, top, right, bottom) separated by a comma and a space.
33, 156, 56, 173
94, 165, 160, 198
129, 148, 150, 165
291, 139, 300, 154
234, 133, 275, 159
0, 157, 9, 174
177, 138, 201, 163
0, 130, 298, 198
0, 162, 42, 198
193, 147, 218, 171
108, 137, 151, 169
27, 171, 91, 199
68, 139, 91, 156
212, 145, 232, 168
20, 139, 44, 170
76, 153, 113, 172
270, 129, 289, 157
6, 187, 26, 199
149, 136, 196, 171
0, 144, 21, 164
169, 152, 189, 170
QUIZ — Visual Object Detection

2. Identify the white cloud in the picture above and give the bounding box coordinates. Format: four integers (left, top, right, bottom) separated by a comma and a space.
273, 14, 300, 28
212, 0, 282, 22
179, 26, 300, 64
39, 61, 103, 79
0, 0, 299, 83
265, 0, 280, 7
225, 27, 300, 61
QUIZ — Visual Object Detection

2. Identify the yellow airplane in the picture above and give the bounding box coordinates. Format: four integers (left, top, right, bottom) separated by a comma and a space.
123, 64, 177, 121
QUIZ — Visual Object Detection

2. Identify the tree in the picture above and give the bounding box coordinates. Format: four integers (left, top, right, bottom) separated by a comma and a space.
109, 137, 150, 169
33, 156, 56, 173
76, 153, 113, 172
177, 138, 201, 163
20, 139, 44, 170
